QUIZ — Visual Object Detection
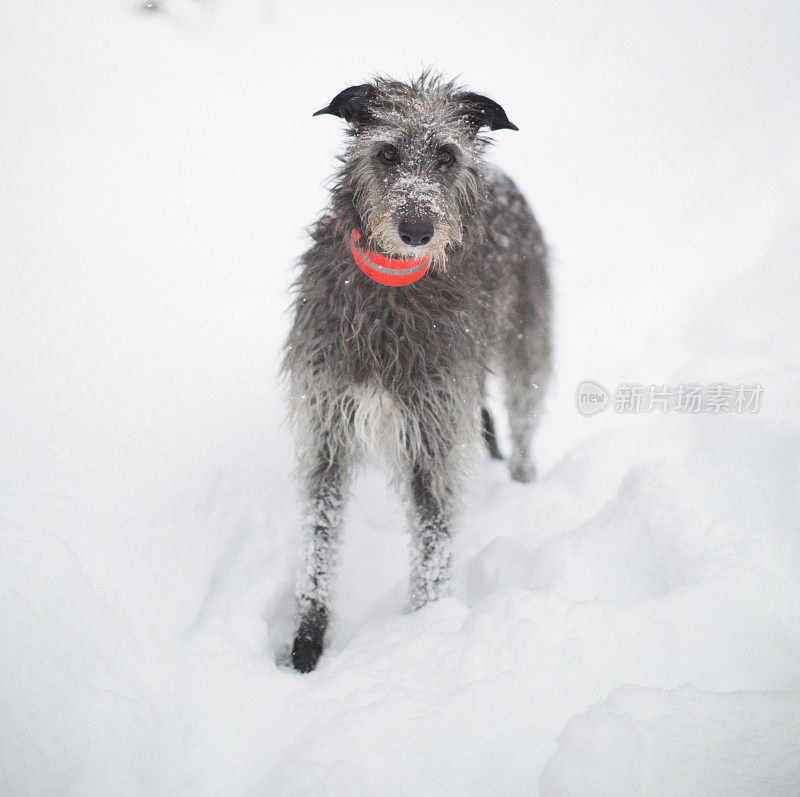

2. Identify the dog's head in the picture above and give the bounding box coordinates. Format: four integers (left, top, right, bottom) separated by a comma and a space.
315, 72, 517, 268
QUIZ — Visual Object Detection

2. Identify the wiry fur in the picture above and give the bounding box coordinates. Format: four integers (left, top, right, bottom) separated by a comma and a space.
282, 72, 552, 672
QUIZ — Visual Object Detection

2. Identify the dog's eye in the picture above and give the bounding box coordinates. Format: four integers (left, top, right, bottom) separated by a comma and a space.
380, 146, 398, 163
437, 149, 455, 169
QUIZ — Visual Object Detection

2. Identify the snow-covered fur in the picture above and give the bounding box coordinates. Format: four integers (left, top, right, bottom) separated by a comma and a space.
282, 73, 552, 672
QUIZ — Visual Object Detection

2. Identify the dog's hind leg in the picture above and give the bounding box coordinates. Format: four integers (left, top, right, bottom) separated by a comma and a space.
480, 405, 503, 460
502, 346, 548, 483
291, 432, 353, 673
500, 247, 552, 483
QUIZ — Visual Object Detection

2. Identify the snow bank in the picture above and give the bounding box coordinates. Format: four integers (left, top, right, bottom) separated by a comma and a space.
1, 0, 799, 794
541, 686, 800, 796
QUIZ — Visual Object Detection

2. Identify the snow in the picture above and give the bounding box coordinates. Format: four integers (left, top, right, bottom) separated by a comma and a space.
1, 0, 799, 794
541, 686, 800, 796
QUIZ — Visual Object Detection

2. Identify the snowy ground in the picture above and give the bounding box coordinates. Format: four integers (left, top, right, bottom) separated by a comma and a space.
2, 1, 800, 794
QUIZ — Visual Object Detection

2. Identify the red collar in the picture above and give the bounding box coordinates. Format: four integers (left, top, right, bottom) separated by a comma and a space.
349, 229, 430, 286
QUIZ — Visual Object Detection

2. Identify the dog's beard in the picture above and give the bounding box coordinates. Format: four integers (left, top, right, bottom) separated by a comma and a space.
361, 211, 461, 272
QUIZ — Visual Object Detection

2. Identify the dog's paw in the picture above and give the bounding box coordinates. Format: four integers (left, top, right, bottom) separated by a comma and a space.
291, 600, 328, 672
291, 634, 323, 673
508, 456, 536, 483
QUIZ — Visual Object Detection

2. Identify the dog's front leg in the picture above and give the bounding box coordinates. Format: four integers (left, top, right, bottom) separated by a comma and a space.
407, 459, 456, 610
291, 441, 351, 673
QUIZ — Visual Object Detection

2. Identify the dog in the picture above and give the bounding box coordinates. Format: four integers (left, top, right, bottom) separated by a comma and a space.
282, 72, 552, 672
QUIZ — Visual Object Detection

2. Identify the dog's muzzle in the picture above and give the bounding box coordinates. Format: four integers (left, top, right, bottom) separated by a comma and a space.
350, 229, 430, 286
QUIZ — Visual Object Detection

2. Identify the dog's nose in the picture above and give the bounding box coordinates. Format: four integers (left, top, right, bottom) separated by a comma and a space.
398, 218, 434, 247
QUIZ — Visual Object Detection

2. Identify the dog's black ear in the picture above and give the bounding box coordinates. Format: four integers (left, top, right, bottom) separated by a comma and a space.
455, 92, 518, 132
313, 84, 377, 127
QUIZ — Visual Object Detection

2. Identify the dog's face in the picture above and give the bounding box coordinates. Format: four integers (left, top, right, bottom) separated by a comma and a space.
315, 75, 517, 268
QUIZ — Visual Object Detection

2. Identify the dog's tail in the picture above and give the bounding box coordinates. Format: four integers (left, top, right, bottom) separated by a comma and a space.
480, 406, 503, 460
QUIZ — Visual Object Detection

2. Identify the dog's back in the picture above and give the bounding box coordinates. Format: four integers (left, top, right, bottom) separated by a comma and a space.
477, 164, 552, 481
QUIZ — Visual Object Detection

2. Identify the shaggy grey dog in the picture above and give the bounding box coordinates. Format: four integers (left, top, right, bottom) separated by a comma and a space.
282, 73, 552, 672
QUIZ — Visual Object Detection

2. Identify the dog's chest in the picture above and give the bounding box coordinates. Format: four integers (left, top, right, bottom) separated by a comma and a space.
343, 382, 407, 462
328, 283, 483, 389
